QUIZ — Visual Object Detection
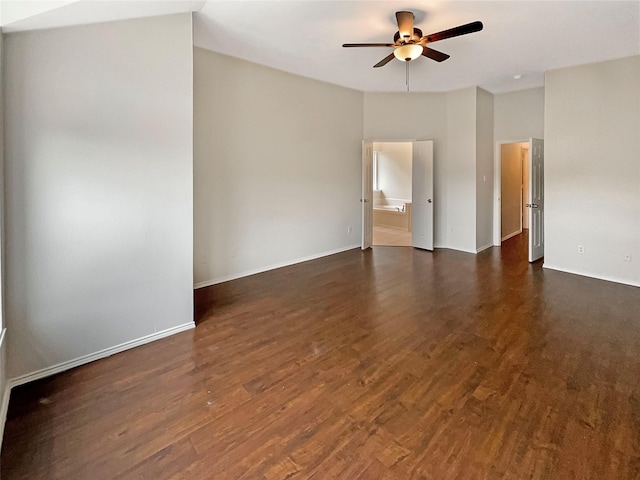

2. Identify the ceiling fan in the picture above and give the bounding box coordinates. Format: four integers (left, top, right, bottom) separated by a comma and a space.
343, 11, 483, 68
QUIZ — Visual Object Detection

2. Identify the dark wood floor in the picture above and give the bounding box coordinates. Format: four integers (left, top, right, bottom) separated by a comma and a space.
2, 235, 640, 479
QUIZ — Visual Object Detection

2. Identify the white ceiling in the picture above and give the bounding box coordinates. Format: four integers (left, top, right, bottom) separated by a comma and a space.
2, 0, 640, 94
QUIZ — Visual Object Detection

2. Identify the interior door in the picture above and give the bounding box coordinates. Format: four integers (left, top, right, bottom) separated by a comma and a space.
528, 138, 544, 261
361, 141, 373, 250
411, 141, 434, 251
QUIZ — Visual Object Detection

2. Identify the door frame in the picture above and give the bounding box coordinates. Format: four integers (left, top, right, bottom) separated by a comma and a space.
493, 138, 530, 246
520, 145, 530, 232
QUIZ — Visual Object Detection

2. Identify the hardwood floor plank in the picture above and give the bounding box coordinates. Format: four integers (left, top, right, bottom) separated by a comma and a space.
2, 233, 640, 479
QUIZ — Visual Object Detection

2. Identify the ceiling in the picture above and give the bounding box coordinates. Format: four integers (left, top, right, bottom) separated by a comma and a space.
2, 1, 639, 94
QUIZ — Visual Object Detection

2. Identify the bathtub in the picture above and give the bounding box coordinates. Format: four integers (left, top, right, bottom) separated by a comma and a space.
375, 204, 406, 213
373, 198, 412, 231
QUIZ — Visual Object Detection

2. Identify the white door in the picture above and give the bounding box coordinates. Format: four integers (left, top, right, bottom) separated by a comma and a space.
361, 141, 373, 250
528, 138, 544, 261
411, 141, 434, 251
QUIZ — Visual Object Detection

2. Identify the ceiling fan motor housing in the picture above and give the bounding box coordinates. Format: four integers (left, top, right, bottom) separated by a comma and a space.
394, 28, 423, 45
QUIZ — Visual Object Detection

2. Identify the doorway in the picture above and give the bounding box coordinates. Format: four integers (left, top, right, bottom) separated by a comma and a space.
372, 142, 413, 246
494, 138, 545, 262
500, 142, 529, 242
361, 140, 434, 251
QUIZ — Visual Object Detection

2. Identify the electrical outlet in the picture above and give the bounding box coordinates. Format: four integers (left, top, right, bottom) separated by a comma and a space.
231, 248, 237, 258
578, 245, 585, 254
347, 226, 352, 235
624, 253, 632, 262
200, 251, 207, 264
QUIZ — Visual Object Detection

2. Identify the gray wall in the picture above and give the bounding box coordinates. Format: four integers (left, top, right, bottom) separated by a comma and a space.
446, 87, 478, 253
476, 88, 494, 251
544, 56, 640, 286
494, 87, 545, 142
4, 14, 195, 379
0, 26, 7, 433
194, 48, 364, 286
373, 142, 413, 201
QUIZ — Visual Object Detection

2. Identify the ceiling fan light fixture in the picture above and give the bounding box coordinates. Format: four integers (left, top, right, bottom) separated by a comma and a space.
393, 44, 423, 62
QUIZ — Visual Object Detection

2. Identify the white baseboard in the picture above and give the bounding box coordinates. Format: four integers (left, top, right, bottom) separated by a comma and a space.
0, 381, 9, 454
476, 243, 494, 253
543, 264, 640, 288
7, 322, 195, 389
447, 246, 479, 255
194, 244, 361, 289
501, 229, 522, 242
0, 328, 10, 452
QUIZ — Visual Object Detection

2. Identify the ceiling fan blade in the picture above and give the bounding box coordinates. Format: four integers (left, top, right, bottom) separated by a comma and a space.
343, 43, 395, 48
421, 46, 450, 62
395, 11, 414, 41
373, 53, 395, 68
423, 21, 483, 43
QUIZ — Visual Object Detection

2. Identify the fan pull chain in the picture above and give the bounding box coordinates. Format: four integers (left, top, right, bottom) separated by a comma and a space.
406, 61, 410, 92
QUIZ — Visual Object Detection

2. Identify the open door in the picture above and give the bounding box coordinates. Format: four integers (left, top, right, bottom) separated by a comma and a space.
411, 141, 434, 251
527, 138, 544, 261
361, 141, 373, 250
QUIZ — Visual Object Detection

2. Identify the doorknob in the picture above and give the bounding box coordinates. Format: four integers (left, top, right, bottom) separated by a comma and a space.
428, 199, 432, 203
360, 199, 369, 203
525, 203, 538, 208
